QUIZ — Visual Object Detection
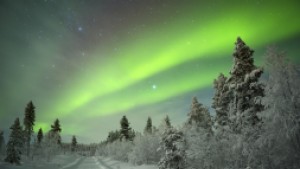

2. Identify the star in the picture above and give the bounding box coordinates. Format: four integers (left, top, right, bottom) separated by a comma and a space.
152, 84, 157, 90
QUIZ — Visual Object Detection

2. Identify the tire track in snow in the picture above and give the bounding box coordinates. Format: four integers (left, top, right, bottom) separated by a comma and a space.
60, 157, 85, 169
93, 157, 106, 169
94, 156, 115, 169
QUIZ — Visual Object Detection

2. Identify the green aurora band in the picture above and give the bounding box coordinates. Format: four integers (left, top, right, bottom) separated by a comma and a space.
3, 1, 298, 135
43, 1, 300, 122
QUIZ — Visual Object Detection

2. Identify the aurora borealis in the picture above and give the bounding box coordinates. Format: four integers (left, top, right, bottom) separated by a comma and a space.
0, 0, 299, 143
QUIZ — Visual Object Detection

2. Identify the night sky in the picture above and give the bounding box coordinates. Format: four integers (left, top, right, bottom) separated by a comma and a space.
0, 0, 299, 143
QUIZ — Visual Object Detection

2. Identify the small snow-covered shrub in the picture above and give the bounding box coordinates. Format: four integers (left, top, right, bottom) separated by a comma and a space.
129, 133, 161, 165
106, 140, 133, 162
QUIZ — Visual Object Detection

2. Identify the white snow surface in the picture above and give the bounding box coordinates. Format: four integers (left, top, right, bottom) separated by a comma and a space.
0, 155, 158, 169
94, 156, 157, 169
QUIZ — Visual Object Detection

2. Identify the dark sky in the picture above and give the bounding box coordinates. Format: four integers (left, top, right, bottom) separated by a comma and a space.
0, 0, 299, 143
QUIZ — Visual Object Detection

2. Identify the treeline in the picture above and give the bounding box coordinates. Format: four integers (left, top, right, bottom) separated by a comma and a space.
97, 114, 172, 164
0, 102, 94, 165
97, 37, 300, 169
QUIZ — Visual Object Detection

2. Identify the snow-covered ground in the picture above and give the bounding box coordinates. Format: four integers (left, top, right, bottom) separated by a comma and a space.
94, 156, 157, 169
0, 155, 158, 169
0, 154, 80, 169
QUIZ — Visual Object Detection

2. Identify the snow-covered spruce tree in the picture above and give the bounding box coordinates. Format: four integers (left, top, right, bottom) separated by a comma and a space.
32, 128, 43, 160
42, 119, 62, 161
210, 73, 241, 169
50, 118, 62, 145
71, 135, 77, 152
164, 115, 171, 128
251, 48, 300, 169
5, 118, 24, 165
144, 117, 153, 135
37, 128, 43, 144
183, 97, 214, 169
160, 115, 172, 130
208, 38, 265, 169
159, 127, 186, 169
0, 130, 5, 157
227, 37, 264, 132
120, 116, 134, 141
23, 101, 35, 157
186, 97, 211, 129
214, 37, 265, 169
158, 115, 172, 136
212, 73, 231, 132
0, 130, 4, 154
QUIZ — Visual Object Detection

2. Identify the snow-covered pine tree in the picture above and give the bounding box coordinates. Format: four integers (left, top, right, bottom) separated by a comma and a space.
144, 117, 153, 135
50, 118, 62, 144
5, 118, 24, 165
71, 135, 77, 152
42, 119, 62, 161
164, 115, 171, 128
183, 98, 214, 169
44, 119, 63, 161
186, 97, 211, 129
212, 73, 231, 130
37, 128, 43, 144
210, 73, 240, 168
120, 116, 132, 141
32, 128, 44, 160
158, 127, 186, 169
157, 115, 172, 136
23, 101, 35, 157
51, 118, 61, 132
227, 37, 264, 132
0, 130, 5, 156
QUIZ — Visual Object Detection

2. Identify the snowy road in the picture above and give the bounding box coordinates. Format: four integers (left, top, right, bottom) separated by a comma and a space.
60, 156, 157, 169
0, 155, 157, 169
61, 157, 111, 169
